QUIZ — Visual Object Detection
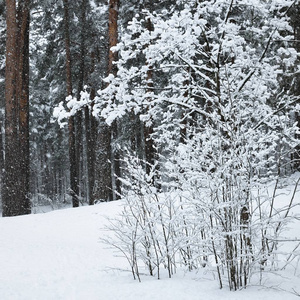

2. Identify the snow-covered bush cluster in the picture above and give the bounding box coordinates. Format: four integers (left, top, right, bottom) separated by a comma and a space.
100, 0, 300, 290
106, 158, 299, 289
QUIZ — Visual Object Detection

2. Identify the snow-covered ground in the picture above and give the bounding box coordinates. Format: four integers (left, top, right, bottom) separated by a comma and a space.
0, 184, 299, 300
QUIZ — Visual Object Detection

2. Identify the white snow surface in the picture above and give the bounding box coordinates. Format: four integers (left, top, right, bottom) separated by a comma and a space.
0, 192, 299, 300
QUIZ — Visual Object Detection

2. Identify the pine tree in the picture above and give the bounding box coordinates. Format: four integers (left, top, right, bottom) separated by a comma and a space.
63, 0, 79, 207
3, 0, 31, 216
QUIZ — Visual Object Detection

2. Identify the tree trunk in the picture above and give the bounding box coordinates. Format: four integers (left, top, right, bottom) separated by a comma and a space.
18, 2, 31, 214
3, 0, 31, 217
144, 61, 156, 176
63, 0, 79, 207
75, 0, 87, 201
143, 3, 158, 182
109, 0, 122, 199
85, 103, 95, 205
292, 3, 300, 170
108, 0, 119, 76
93, 120, 113, 202
85, 48, 97, 205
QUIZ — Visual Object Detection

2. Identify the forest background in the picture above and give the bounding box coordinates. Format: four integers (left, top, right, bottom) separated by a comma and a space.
0, 0, 299, 215
1, 0, 300, 291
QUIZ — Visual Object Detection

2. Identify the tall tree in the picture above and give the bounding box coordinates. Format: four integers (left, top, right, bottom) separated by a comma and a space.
63, 0, 79, 207
92, 0, 121, 202
3, 0, 31, 217
108, 0, 121, 199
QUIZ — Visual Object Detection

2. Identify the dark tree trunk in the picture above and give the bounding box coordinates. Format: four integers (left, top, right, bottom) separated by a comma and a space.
3, 0, 31, 217
93, 120, 113, 202
144, 51, 156, 176
108, 0, 119, 76
292, 3, 300, 170
75, 0, 87, 200
18, 2, 30, 214
108, 0, 121, 199
3, 0, 18, 217
63, 0, 79, 207
85, 47, 97, 205
85, 104, 95, 205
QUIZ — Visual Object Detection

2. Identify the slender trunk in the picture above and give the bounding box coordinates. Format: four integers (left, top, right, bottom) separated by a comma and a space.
85, 88, 96, 205
108, 0, 119, 76
108, 0, 121, 199
63, 0, 79, 207
75, 0, 87, 200
144, 47, 155, 176
292, 3, 300, 170
85, 47, 97, 204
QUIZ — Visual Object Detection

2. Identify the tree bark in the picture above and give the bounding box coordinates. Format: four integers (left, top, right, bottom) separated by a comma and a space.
3, 0, 31, 217
93, 120, 113, 202
108, 0, 121, 199
18, 1, 31, 214
85, 94, 96, 205
108, 0, 119, 76
75, 0, 87, 201
292, 3, 300, 170
63, 0, 79, 207
85, 49, 97, 205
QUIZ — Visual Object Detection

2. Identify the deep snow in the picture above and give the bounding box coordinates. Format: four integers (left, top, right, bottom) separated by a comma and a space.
0, 185, 299, 300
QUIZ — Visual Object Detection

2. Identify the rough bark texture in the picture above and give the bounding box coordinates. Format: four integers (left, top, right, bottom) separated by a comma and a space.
93, 120, 113, 202
108, 0, 119, 76
3, 0, 31, 217
92, 0, 122, 202
63, 0, 79, 207
98, 0, 121, 200
144, 61, 156, 176
18, 2, 31, 215
75, 0, 87, 200
85, 48, 97, 205
109, 0, 122, 199
85, 103, 96, 205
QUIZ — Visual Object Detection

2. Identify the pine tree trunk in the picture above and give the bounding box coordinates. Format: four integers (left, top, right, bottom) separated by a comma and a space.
144, 47, 155, 175
293, 3, 300, 170
17, 2, 30, 214
3, 0, 31, 217
75, 0, 87, 200
63, 0, 79, 207
85, 103, 95, 205
3, 0, 18, 216
108, 0, 121, 199
93, 120, 113, 202
85, 50, 97, 205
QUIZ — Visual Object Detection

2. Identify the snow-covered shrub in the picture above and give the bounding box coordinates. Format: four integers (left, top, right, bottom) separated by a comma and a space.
101, 0, 300, 290
104, 157, 299, 289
